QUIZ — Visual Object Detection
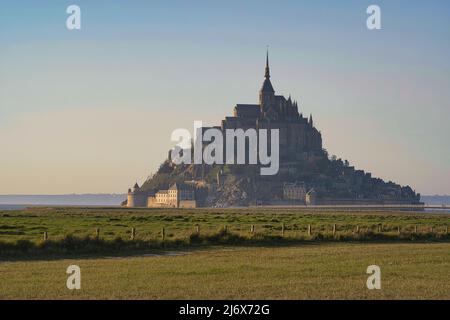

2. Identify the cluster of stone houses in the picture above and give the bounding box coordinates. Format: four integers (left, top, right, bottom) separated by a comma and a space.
126, 183, 197, 208
283, 182, 316, 205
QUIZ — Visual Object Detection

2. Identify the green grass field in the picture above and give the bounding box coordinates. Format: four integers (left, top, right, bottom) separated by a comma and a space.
0, 207, 449, 299
1, 243, 449, 299
1, 207, 449, 244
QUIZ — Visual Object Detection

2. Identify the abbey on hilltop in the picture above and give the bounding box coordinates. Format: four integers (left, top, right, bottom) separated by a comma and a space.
124, 52, 421, 208
220, 51, 322, 162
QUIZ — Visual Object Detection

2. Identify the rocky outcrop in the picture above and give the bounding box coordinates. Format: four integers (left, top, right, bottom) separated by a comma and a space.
205, 175, 256, 207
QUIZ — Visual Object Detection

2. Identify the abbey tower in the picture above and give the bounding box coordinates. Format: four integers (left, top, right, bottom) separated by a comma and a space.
220, 50, 322, 162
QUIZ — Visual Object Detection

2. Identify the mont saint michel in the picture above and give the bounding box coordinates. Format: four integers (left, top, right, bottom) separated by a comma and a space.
125, 53, 421, 208
3, 1, 450, 302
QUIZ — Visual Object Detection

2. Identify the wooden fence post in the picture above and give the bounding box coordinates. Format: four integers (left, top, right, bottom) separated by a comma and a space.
397, 226, 401, 235
251, 225, 255, 234
224, 225, 228, 233
307, 225, 311, 236
333, 224, 336, 237
195, 225, 200, 234
162, 227, 165, 241
414, 225, 418, 234
95, 228, 100, 239
378, 224, 382, 233
355, 225, 360, 234
43, 232, 48, 241
430, 226, 434, 234
131, 227, 136, 240
281, 223, 285, 237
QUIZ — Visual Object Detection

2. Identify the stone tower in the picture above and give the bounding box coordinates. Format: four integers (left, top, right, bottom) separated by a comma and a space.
127, 183, 147, 207
259, 50, 275, 117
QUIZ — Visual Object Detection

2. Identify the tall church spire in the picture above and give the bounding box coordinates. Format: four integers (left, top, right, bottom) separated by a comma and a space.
260, 48, 275, 94
265, 49, 270, 79
259, 48, 275, 114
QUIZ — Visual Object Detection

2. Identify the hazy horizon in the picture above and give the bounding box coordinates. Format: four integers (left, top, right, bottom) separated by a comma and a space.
1, 194, 449, 208
1, 1, 450, 195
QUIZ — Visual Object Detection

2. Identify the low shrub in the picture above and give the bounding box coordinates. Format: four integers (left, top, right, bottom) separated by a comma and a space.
0, 230, 448, 258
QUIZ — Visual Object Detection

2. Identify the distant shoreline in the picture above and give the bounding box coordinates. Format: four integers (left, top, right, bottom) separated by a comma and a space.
1, 205, 450, 215
0, 194, 126, 207
0, 194, 449, 211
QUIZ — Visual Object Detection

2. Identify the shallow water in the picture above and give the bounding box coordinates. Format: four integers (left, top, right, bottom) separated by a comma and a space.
0, 205, 28, 211
425, 208, 450, 214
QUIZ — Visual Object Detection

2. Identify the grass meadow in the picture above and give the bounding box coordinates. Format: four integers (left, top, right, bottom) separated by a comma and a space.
0, 207, 449, 299
0, 243, 449, 299
1, 207, 449, 244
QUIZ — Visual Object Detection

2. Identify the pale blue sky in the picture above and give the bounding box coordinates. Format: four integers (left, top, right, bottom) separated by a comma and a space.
0, 0, 449, 194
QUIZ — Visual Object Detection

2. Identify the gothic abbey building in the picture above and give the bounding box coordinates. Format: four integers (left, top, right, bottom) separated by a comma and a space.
221, 52, 322, 161
125, 53, 421, 207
